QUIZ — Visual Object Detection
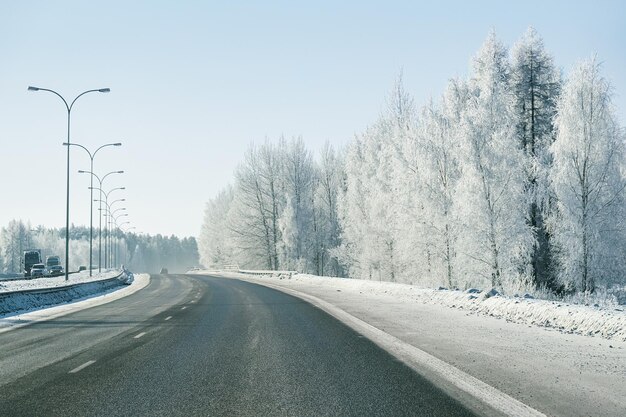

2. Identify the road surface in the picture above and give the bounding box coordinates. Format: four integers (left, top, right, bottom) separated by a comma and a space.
0, 274, 475, 416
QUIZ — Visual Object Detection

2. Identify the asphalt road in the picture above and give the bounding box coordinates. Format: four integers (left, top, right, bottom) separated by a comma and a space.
0, 274, 475, 417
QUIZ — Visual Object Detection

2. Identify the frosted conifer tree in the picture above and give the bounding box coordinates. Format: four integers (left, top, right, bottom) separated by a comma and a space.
511, 27, 561, 290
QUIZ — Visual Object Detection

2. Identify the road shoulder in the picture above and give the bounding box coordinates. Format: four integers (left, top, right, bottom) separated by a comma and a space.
210, 272, 626, 417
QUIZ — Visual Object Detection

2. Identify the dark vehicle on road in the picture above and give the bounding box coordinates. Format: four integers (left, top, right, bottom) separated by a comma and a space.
46, 255, 60, 268
160, 268, 168, 274
23, 250, 42, 277
48, 265, 64, 275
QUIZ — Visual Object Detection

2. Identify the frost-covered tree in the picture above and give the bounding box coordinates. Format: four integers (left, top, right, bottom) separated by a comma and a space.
280, 136, 316, 270
198, 186, 235, 267
312, 142, 344, 276
511, 27, 561, 289
0, 220, 33, 273
230, 141, 285, 269
455, 32, 533, 290
408, 79, 467, 288
337, 77, 415, 282
550, 57, 626, 292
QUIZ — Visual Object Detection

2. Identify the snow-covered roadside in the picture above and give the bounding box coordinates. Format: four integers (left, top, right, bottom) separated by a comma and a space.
0, 274, 150, 333
201, 270, 626, 417
227, 272, 626, 342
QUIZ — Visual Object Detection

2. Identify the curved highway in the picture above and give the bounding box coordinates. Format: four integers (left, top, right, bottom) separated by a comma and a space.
0, 274, 475, 416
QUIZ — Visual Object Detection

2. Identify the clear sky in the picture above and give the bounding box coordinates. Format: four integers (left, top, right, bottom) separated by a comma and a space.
1, 1, 624, 238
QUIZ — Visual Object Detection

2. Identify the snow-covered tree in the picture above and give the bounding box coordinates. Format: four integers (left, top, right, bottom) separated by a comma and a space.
455, 32, 534, 290
408, 79, 467, 288
511, 27, 561, 289
312, 142, 344, 276
280, 136, 316, 270
198, 186, 235, 268
550, 57, 626, 292
230, 141, 285, 269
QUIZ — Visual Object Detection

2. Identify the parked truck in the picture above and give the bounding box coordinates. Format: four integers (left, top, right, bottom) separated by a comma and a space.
23, 249, 42, 277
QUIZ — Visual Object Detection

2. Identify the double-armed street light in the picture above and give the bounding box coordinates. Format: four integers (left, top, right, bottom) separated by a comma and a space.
90, 186, 125, 268
28, 86, 110, 280
79, 171, 124, 273
116, 221, 132, 266
114, 220, 131, 267
110, 213, 129, 267
68, 143, 122, 275
119, 225, 135, 266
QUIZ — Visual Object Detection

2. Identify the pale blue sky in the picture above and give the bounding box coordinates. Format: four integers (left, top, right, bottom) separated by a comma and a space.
1, 1, 624, 237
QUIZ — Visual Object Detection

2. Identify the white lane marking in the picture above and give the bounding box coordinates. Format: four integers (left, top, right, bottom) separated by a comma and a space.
248, 281, 546, 417
165, 316, 172, 321
134, 332, 147, 339
69, 360, 96, 374
181, 306, 187, 310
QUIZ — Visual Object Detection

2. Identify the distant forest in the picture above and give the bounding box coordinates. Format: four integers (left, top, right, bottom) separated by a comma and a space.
0, 219, 199, 274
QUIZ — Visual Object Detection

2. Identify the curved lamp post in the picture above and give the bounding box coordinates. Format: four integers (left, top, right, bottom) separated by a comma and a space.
80, 170, 123, 272
90, 186, 125, 268
28, 86, 110, 279
116, 221, 132, 267
120, 225, 135, 266
68, 142, 121, 275
109, 210, 128, 265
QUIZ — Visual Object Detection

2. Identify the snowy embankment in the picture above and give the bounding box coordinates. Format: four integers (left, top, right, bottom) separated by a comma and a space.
0, 270, 133, 316
233, 271, 626, 342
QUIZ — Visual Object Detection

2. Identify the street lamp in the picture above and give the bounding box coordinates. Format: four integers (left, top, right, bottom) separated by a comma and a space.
80, 170, 123, 273
119, 225, 135, 266
115, 221, 132, 267
111, 213, 129, 268
90, 186, 125, 268
67, 142, 121, 276
29, 86, 110, 280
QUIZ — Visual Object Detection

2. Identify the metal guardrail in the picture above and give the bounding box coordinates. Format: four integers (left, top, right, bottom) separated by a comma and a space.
0, 271, 129, 316
0, 271, 126, 298
237, 269, 298, 277
0, 270, 83, 282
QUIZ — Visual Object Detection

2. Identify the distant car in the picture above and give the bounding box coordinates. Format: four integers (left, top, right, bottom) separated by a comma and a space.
48, 265, 64, 275
30, 263, 49, 277
160, 268, 169, 275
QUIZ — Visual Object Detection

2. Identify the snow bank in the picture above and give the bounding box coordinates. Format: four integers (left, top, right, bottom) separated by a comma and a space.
0, 270, 133, 316
235, 271, 626, 342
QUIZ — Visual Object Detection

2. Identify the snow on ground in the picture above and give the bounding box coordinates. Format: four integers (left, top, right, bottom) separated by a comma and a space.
0, 270, 121, 293
231, 272, 626, 342
202, 270, 626, 417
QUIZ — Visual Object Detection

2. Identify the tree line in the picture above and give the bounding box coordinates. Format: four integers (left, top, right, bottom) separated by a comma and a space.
199, 28, 625, 295
0, 220, 199, 274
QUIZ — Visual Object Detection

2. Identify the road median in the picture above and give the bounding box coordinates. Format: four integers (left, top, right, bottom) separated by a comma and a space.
0, 271, 132, 316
